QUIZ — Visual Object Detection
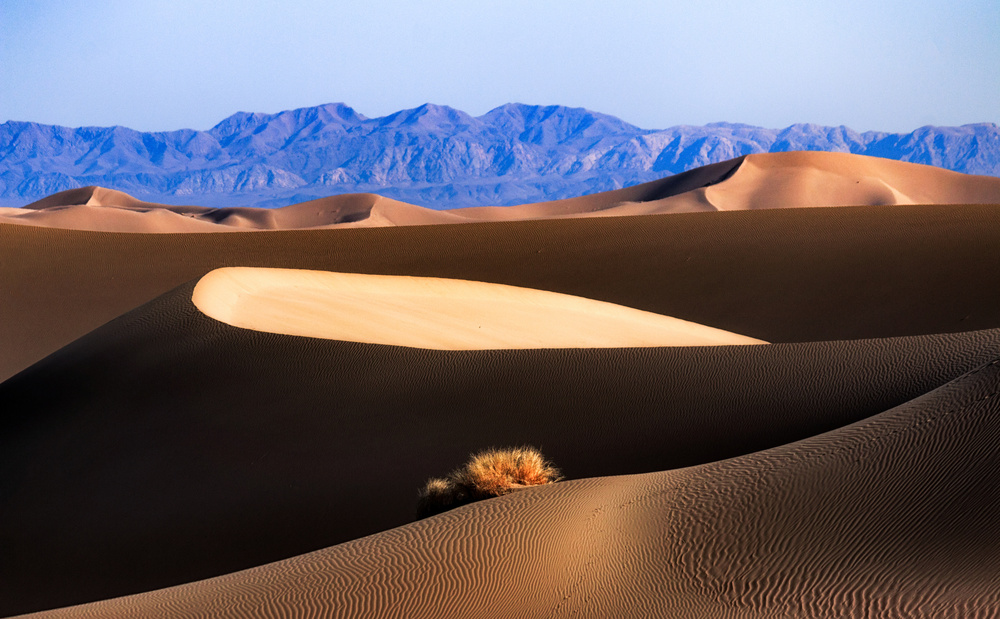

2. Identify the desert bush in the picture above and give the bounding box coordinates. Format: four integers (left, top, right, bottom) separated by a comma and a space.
418, 446, 561, 519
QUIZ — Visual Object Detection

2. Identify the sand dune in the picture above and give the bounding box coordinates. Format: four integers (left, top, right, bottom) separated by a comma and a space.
703, 151, 1000, 209
0, 188, 422, 233
450, 151, 1000, 219
193, 267, 766, 348
3, 155, 1000, 617
2, 276, 1000, 614
4, 202, 1000, 383
0, 158, 744, 232
21, 186, 181, 211
26, 355, 1000, 618
2, 152, 998, 233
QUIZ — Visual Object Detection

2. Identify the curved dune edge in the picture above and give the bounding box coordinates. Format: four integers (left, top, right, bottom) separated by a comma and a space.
3, 152, 999, 233
191, 267, 767, 348
30, 357, 1000, 618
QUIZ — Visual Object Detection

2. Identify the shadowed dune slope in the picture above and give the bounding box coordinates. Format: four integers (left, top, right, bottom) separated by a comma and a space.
435, 156, 745, 221
12, 319, 1000, 617
3, 203, 1000, 381
2, 279, 1000, 615
2, 153, 999, 232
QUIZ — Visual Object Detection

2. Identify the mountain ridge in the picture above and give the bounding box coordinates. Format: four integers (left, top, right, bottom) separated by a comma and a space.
1, 102, 997, 209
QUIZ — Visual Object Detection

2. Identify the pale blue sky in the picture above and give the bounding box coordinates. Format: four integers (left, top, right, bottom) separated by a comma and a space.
1, 0, 997, 133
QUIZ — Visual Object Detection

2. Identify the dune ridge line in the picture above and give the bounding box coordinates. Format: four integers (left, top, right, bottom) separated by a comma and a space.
3, 152, 999, 233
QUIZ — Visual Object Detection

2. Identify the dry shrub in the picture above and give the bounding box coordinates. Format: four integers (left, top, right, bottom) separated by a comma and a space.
418, 446, 561, 519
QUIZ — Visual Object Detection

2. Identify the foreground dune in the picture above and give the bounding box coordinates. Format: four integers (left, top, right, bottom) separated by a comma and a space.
14, 337, 1000, 617
2, 274, 1000, 615
193, 267, 766, 348
2, 152, 998, 233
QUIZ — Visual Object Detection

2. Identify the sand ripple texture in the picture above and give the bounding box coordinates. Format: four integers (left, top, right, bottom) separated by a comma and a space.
2, 278, 1000, 615
4, 155, 1000, 617
23, 357, 1000, 618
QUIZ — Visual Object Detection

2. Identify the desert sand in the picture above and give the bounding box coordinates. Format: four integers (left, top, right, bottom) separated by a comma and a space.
2, 152, 1000, 617
4, 280, 1000, 616
21, 356, 1000, 618
192, 267, 766, 348
4, 199, 1000, 384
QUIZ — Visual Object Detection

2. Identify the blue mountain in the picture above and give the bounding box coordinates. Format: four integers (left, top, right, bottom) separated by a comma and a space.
1, 103, 997, 208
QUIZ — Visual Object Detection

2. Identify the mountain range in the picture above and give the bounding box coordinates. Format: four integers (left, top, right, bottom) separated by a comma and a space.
1, 102, 998, 208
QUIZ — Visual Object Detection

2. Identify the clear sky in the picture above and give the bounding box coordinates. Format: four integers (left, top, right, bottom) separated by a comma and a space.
1, 0, 997, 133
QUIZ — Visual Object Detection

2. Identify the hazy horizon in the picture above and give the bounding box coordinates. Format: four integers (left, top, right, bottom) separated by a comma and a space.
4, 99, 1000, 135
2, 0, 997, 134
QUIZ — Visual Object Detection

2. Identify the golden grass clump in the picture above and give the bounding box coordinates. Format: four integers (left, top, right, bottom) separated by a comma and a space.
418, 446, 561, 519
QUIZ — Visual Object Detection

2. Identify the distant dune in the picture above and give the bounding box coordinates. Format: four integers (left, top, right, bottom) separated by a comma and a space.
2, 152, 999, 232
3, 153, 1000, 617
705, 151, 1000, 208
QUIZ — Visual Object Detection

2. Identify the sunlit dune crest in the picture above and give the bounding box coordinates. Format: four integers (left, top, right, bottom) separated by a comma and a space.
191, 267, 767, 349
702, 151, 1000, 209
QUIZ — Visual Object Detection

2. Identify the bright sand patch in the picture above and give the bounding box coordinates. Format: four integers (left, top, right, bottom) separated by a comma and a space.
191, 267, 766, 349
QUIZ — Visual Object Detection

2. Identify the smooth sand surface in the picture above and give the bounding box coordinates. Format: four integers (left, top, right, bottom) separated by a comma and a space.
3, 152, 999, 233
703, 151, 1000, 209
23, 356, 1000, 619
2, 278, 1000, 615
192, 267, 766, 348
